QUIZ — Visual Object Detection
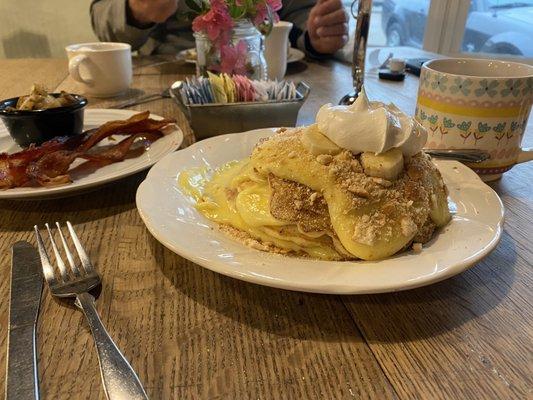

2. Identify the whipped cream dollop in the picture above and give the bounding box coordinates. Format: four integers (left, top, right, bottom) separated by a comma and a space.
315, 88, 427, 156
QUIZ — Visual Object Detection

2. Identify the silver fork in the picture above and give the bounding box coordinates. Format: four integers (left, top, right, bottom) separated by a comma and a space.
34, 222, 148, 400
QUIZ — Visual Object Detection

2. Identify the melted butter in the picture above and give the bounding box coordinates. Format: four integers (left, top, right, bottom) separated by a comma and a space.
178, 166, 209, 202
236, 184, 286, 227
179, 158, 343, 259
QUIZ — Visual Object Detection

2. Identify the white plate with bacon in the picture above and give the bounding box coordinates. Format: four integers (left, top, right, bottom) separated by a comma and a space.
0, 109, 182, 199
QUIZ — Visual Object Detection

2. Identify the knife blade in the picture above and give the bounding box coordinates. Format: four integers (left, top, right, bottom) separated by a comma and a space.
5, 241, 43, 400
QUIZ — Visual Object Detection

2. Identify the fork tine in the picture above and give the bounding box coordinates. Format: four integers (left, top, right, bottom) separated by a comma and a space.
45, 223, 68, 281
56, 222, 80, 276
66, 221, 95, 274
34, 225, 57, 284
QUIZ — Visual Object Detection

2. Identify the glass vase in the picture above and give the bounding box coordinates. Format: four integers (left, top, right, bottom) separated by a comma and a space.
194, 19, 267, 80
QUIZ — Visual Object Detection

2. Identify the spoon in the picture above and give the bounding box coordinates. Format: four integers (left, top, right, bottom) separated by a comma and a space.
339, 90, 359, 106
113, 88, 171, 109
425, 149, 490, 163
169, 80, 183, 97
339, 53, 395, 105
132, 80, 184, 108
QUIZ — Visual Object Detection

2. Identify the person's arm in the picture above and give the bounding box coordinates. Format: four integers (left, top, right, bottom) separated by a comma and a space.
281, 0, 348, 57
279, 0, 314, 52
90, 0, 154, 51
90, 0, 177, 51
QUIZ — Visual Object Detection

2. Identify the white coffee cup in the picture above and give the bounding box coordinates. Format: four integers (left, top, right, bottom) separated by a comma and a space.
264, 21, 293, 81
65, 42, 132, 98
389, 58, 406, 73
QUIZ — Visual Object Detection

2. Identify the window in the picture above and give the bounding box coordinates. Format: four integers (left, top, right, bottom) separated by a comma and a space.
461, 0, 533, 57
370, 0, 431, 48
341, 0, 432, 48
340, 0, 532, 64
339, 0, 431, 61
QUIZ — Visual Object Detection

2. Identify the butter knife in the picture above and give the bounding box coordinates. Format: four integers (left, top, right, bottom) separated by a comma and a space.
5, 241, 43, 400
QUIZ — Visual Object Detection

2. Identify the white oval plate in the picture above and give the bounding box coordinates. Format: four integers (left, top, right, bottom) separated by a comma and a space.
136, 129, 504, 294
0, 109, 183, 199
179, 47, 305, 64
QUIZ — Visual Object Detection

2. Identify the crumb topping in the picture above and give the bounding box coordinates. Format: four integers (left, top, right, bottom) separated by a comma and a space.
228, 126, 450, 259
269, 175, 332, 234
316, 154, 333, 165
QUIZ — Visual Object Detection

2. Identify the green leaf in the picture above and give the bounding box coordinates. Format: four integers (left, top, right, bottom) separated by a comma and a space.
229, 5, 246, 19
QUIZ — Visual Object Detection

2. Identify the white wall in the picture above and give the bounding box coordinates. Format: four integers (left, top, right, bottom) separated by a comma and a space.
0, 0, 97, 58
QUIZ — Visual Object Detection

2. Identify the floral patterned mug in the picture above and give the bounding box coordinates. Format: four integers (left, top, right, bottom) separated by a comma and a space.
416, 58, 533, 181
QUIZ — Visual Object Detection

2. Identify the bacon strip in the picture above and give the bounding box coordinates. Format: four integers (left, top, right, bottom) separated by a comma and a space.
0, 112, 174, 189
77, 111, 173, 152
26, 150, 80, 187
82, 131, 163, 163
0, 135, 86, 188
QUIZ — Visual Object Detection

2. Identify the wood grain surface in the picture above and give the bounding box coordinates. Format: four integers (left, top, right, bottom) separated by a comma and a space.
0, 50, 532, 400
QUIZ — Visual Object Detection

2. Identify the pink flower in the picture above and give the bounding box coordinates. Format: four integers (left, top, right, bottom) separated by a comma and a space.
252, 5, 268, 25
266, 0, 282, 12
213, 40, 248, 75
192, 0, 234, 44
253, 1, 281, 26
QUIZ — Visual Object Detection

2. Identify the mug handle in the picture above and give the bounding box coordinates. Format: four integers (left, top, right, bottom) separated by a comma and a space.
68, 55, 94, 85
517, 147, 533, 164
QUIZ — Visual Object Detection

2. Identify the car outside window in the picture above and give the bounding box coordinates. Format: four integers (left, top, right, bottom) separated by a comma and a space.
341, 0, 430, 48
462, 0, 533, 56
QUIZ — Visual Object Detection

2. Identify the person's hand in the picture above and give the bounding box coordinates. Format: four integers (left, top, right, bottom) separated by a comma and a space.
307, 0, 349, 54
128, 0, 178, 25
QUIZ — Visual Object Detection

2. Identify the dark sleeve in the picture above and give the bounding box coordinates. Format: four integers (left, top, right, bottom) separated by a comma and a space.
279, 0, 331, 58
90, 0, 154, 51
279, 0, 314, 50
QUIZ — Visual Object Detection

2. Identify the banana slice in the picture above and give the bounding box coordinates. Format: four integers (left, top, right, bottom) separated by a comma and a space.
429, 188, 451, 227
429, 193, 450, 227
360, 148, 404, 180
301, 124, 342, 156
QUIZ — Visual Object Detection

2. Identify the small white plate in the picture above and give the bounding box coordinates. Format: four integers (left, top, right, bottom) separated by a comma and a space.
136, 129, 504, 294
0, 109, 183, 199
179, 47, 305, 64
287, 48, 305, 63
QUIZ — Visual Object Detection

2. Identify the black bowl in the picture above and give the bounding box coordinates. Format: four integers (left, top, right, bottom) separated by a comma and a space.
0, 93, 87, 148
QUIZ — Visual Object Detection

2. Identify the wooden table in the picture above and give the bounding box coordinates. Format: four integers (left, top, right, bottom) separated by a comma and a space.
0, 52, 532, 400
